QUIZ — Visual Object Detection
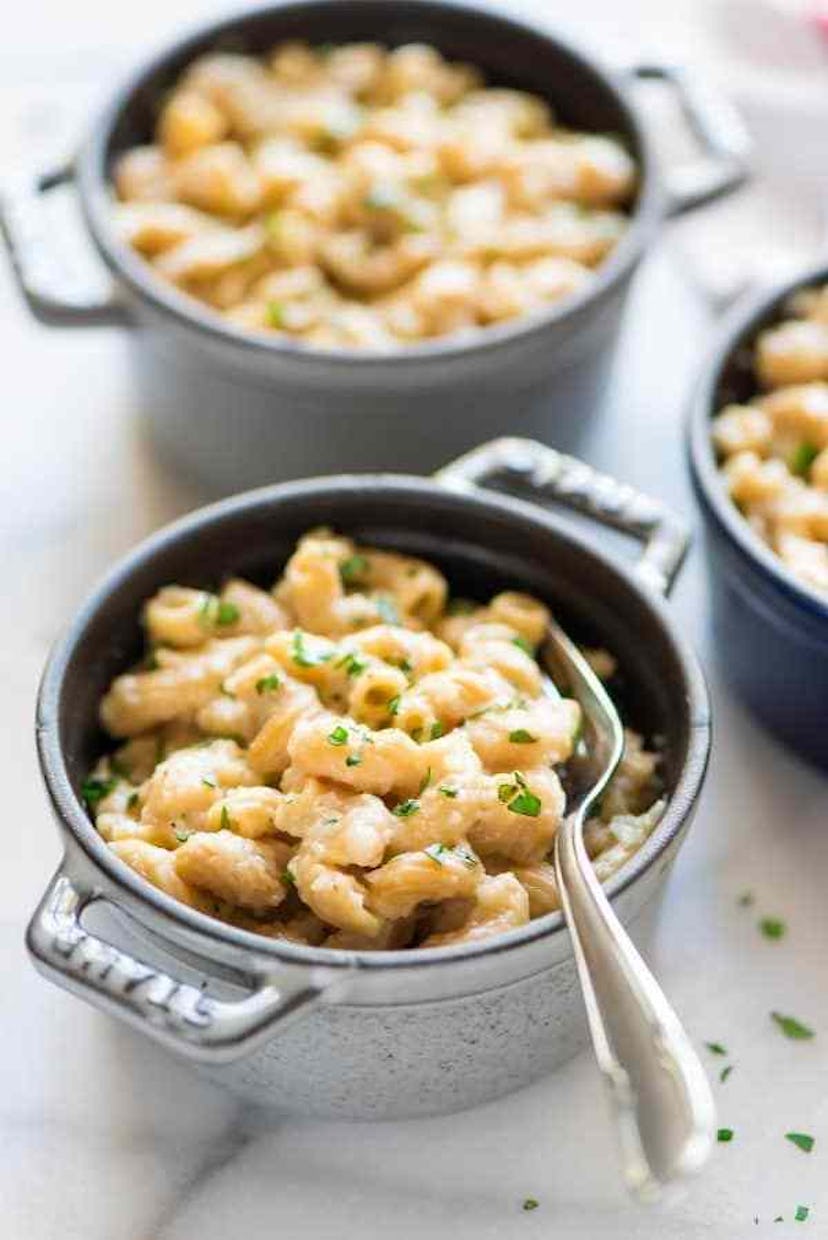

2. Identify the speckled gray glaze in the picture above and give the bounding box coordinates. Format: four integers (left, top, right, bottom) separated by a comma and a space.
29, 448, 710, 1117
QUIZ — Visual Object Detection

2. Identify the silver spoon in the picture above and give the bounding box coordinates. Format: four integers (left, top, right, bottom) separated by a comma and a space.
541, 617, 716, 1200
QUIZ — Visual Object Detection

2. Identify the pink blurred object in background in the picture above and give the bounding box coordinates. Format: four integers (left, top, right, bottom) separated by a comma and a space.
813, 3, 828, 43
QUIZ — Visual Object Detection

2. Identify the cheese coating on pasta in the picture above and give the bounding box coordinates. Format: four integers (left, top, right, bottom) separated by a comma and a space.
111, 41, 635, 351
88, 529, 664, 948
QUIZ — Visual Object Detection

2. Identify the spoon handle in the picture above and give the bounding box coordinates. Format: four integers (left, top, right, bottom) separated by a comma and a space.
555, 819, 716, 1198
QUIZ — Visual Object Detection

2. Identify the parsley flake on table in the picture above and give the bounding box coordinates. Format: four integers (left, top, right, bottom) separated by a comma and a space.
737, 891, 755, 908
760, 917, 786, 940
771, 1012, 815, 1041
522, 1198, 539, 1212
706, 1042, 728, 1056
785, 1133, 815, 1154
795, 1205, 810, 1222
720, 1065, 734, 1083
717, 1128, 734, 1143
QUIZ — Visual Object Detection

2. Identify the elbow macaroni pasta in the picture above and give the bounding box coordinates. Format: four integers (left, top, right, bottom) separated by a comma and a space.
87, 529, 665, 950
712, 282, 828, 594
111, 40, 635, 351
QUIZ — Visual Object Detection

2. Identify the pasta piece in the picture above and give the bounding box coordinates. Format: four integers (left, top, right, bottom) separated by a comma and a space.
110, 839, 209, 910
288, 841, 380, 936
173, 831, 291, 913
365, 846, 483, 919
99, 636, 259, 736
422, 873, 529, 946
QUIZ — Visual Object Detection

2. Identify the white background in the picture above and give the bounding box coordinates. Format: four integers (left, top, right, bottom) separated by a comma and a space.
2, 2, 827, 1237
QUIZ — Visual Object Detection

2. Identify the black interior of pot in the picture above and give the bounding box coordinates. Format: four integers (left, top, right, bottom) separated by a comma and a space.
104, 0, 643, 195
51, 481, 694, 802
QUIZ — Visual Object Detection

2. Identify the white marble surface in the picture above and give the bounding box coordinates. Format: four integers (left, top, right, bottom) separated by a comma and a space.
3, 1, 828, 1236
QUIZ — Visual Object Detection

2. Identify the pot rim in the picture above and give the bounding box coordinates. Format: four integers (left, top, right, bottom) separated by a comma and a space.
76, 0, 660, 369
37, 472, 710, 975
688, 259, 828, 628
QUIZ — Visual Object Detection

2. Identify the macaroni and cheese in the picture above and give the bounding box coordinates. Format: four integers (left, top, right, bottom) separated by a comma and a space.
85, 530, 664, 950
712, 283, 828, 594
111, 41, 635, 350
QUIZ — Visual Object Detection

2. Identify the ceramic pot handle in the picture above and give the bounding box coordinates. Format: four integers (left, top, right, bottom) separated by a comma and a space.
626, 63, 752, 217
27, 867, 334, 1063
0, 164, 126, 326
435, 437, 688, 596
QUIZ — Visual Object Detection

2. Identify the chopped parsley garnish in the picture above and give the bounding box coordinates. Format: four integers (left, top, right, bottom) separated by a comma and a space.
760, 917, 786, 940
345, 754, 362, 767
336, 652, 367, 678
512, 635, 536, 658
215, 600, 240, 626
266, 300, 286, 328
430, 721, 445, 740
424, 843, 450, 864
720, 1065, 734, 1083
328, 725, 349, 746
795, 1206, 810, 1222
418, 768, 432, 795
790, 442, 819, 478
522, 1199, 539, 1212
220, 805, 232, 831
202, 777, 217, 789
396, 657, 413, 675
256, 673, 282, 694
706, 1042, 728, 1056
339, 554, 370, 586
498, 772, 542, 818
717, 1128, 734, 1143
785, 1133, 815, 1154
455, 845, 477, 869
292, 629, 332, 668
198, 593, 240, 628
439, 786, 458, 799
127, 791, 140, 811
509, 729, 538, 744
393, 799, 420, 818
81, 776, 116, 807
771, 1012, 815, 1041
387, 695, 401, 716
173, 826, 192, 843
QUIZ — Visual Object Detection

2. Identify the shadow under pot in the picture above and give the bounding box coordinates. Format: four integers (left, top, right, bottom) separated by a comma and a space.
29, 438, 710, 1118
688, 263, 828, 770
1, 0, 749, 493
